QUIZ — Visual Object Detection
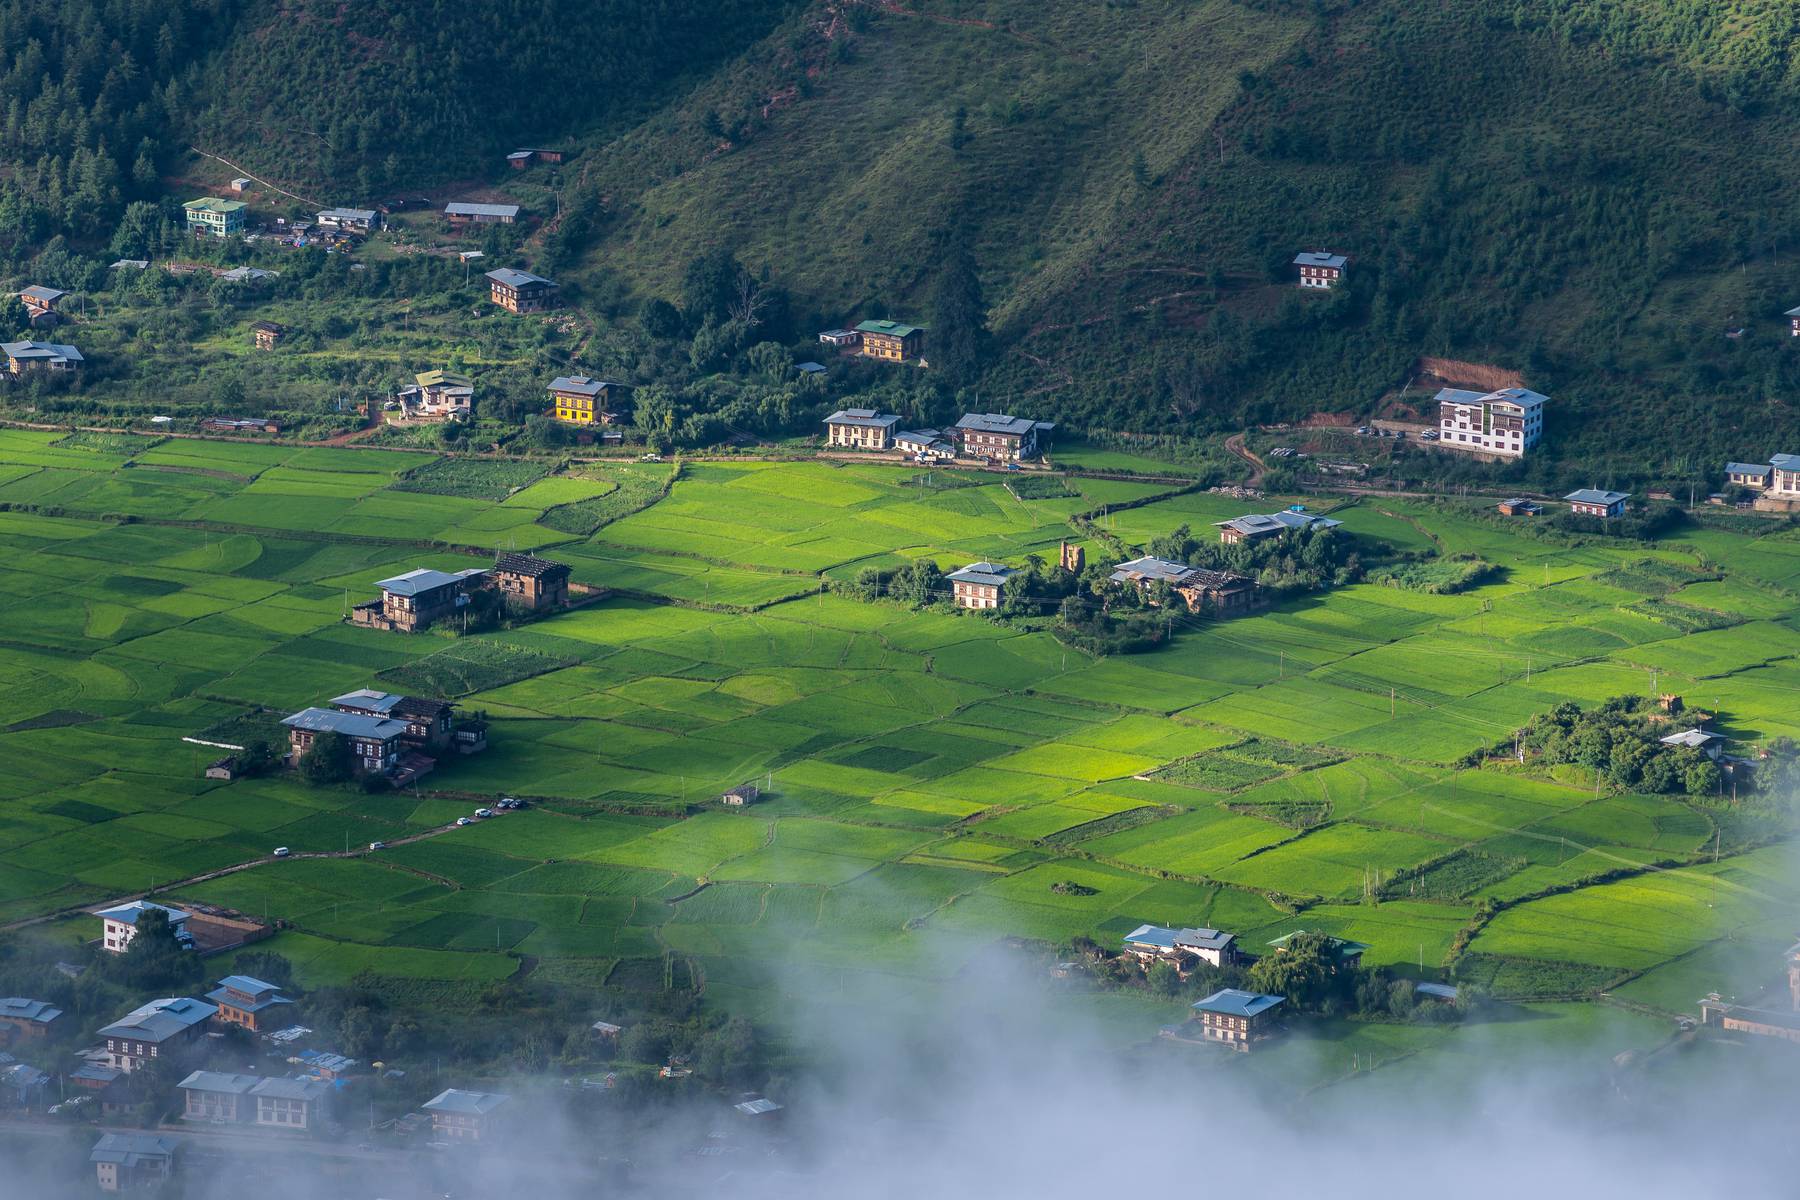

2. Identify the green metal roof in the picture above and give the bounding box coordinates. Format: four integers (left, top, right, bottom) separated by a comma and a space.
184, 197, 247, 214
855, 319, 920, 338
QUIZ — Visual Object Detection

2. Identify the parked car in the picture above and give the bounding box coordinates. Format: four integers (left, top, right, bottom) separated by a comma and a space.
272, 846, 291, 858
368, 841, 386, 851
1421, 430, 1439, 441
455, 817, 473, 827
474, 807, 495, 819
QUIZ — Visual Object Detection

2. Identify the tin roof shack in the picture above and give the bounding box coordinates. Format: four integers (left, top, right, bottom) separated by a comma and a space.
486, 267, 557, 313
90, 1132, 177, 1193
446, 201, 521, 225
1172, 989, 1286, 1052
280, 707, 408, 778
97, 997, 218, 1073
423, 1088, 509, 1143
204, 975, 292, 1033
351, 567, 488, 633
491, 552, 572, 613
1121, 923, 1238, 970
824, 407, 902, 450
94, 900, 194, 955
1214, 509, 1343, 545
855, 318, 923, 362
721, 782, 761, 808
250, 321, 286, 351
0, 997, 61, 1042
953, 412, 1055, 461
1108, 555, 1264, 617
947, 561, 1017, 610
392, 370, 474, 424
548, 375, 619, 425
1, 339, 82, 373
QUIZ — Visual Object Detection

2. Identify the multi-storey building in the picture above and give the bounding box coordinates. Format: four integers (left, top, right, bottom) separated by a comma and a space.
1292, 250, 1347, 289
423, 1089, 509, 1142
95, 901, 193, 955
1184, 989, 1285, 1052
97, 997, 219, 1073
953, 412, 1055, 461
548, 375, 617, 425
1435, 386, 1547, 458
855, 319, 923, 362
184, 197, 247, 237
486, 267, 557, 312
823, 408, 902, 450
947, 562, 1016, 609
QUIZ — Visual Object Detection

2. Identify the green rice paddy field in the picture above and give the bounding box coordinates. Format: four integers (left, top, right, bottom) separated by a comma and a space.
3, 429, 1798, 1041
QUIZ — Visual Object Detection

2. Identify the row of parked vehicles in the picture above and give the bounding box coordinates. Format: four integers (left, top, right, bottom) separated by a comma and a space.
269, 798, 528, 858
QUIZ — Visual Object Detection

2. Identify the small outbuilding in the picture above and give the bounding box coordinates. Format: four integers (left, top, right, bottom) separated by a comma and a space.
721, 783, 761, 807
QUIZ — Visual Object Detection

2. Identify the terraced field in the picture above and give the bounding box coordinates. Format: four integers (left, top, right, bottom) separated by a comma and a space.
1, 430, 1797, 1041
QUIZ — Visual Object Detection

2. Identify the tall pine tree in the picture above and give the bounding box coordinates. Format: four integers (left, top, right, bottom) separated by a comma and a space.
929, 237, 988, 388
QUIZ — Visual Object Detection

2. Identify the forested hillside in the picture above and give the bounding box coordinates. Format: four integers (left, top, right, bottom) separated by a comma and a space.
2, 0, 1800, 478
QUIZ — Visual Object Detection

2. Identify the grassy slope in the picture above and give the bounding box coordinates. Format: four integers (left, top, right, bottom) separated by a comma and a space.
561, 0, 1800, 473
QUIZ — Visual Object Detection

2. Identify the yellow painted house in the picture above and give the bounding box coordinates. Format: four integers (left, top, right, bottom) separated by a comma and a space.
548, 375, 616, 425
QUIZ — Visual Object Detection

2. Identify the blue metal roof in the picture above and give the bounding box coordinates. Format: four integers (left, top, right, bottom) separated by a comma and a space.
955, 412, 1052, 436
1564, 489, 1629, 505
94, 900, 189, 926
374, 567, 484, 597
98, 997, 218, 1042
281, 707, 408, 741
485, 266, 553, 288
424, 1088, 508, 1115
946, 562, 1016, 588
1192, 989, 1284, 1018
1725, 462, 1771, 476
1123, 923, 1178, 950
824, 408, 901, 429
90, 1133, 177, 1166
1293, 251, 1347, 269
1771, 453, 1800, 471
0, 997, 60, 1025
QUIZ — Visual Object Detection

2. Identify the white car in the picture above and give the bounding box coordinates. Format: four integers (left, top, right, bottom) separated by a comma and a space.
272, 847, 291, 858
368, 841, 386, 851
474, 808, 494, 819
455, 817, 473, 827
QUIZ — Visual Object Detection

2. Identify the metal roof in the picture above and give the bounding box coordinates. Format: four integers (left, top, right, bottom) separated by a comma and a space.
414, 370, 472, 389
317, 207, 377, 223
447, 202, 521, 218
424, 1088, 509, 1115
184, 197, 246, 213
946, 562, 1017, 588
1, 340, 82, 363
855, 319, 920, 337
19, 285, 64, 302
1725, 462, 1772, 475
824, 408, 901, 429
954, 412, 1051, 436
98, 997, 219, 1043
485, 266, 555, 288
252, 1076, 330, 1101
94, 900, 189, 927
796, 361, 826, 373
280, 707, 408, 740
1109, 555, 1198, 585
1267, 931, 1370, 959
734, 1097, 782, 1116
1414, 982, 1459, 1000
1788, 307, 1800, 318
549, 375, 612, 396
209, 974, 287, 999
330, 689, 402, 714
375, 567, 483, 597
220, 266, 276, 281
0, 997, 60, 1024
90, 1133, 178, 1166
179, 1070, 258, 1095
1771, 453, 1800, 470
1435, 386, 1546, 411
1192, 988, 1285, 1018
1216, 511, 1342, 536
1124, 924, 1178, 950
1292, 251, 1347, 269
1660, 728, 1724, 748
1564, 489, 1629, 505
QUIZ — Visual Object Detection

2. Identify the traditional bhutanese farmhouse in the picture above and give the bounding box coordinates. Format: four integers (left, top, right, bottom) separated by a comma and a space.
446, 201, 521, 225
315, 207, 379, 234
98, 997, 219, 1073
423, 1089, 509, 1143
0, 997, 62, 1041
1564, 488, 1629, 518
1293, 250, 1347, 289
393, 370, 474, 423
486, 267, 557, 313
330, 689, 457, 752
548, 375, 618, 425
95, 900, 193, 955
1214, 508, 1343, 545
280, 708, 407, 776
178, 1071, 332, 1131
250, 321, 286, 351
184, 197, 246, 237
1107, 555, 1263, 616
90, 1133, 177, 1193
1788, 306, 1800, 337
954, 412, 1055, 461
1435, 387, 1547, 458
896, 428, 955, 461
204, 975, 292, 1033
1182, 989, 1285, 1051
823, 408, 902, 450
350, 566, 488, 632
490, 552, 572, 612
947, 561, 1016, 610
1122, 923, 1238, 968
19, 285, 65, 323
2, 339, 82, 373
855, 319, 923, 362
